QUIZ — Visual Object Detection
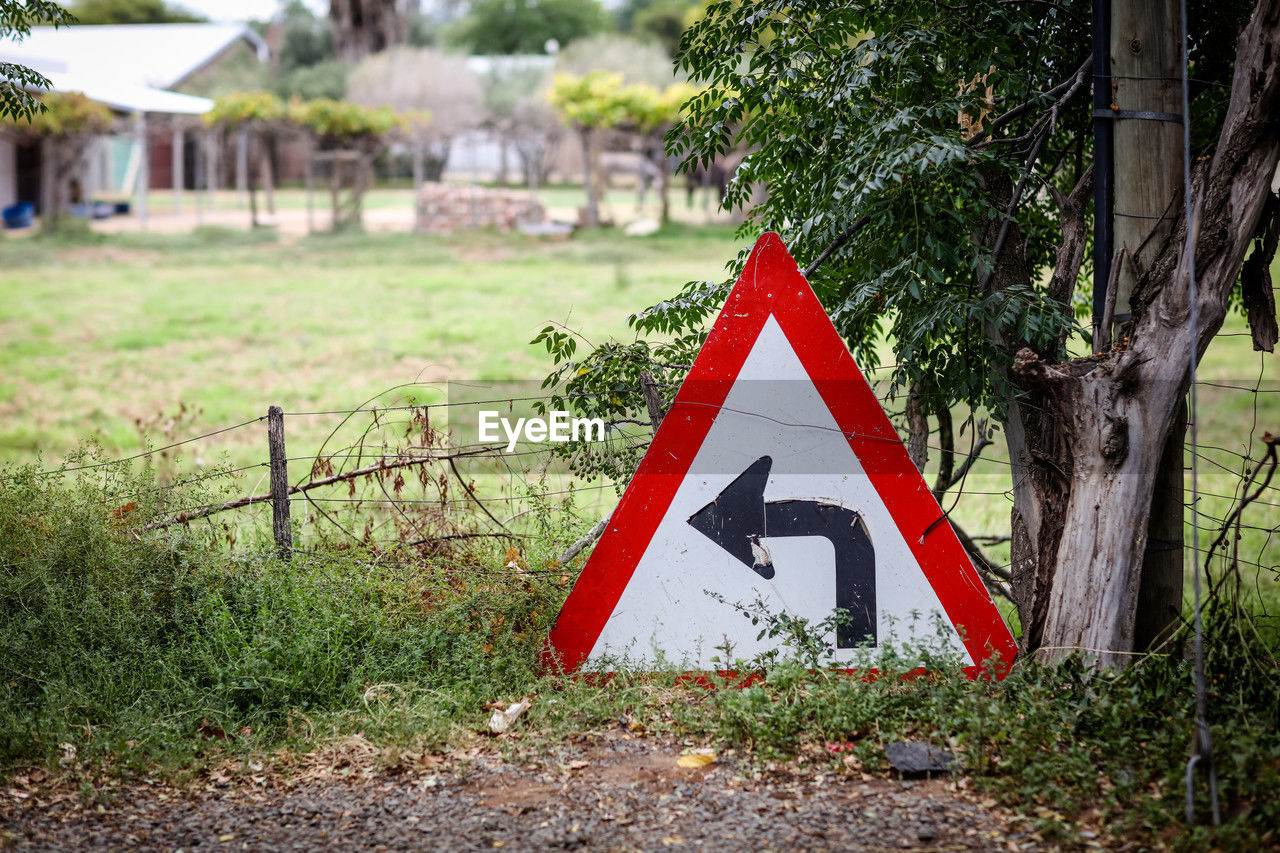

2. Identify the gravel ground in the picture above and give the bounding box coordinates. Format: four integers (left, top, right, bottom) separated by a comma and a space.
2, 734, 1054, 852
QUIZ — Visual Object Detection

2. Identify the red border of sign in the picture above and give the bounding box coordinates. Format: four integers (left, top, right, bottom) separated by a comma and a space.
544, 233, 1018, 679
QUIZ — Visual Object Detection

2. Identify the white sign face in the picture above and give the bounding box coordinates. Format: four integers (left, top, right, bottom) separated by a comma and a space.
545, 233, 1016, 678
590, 317, 968, 669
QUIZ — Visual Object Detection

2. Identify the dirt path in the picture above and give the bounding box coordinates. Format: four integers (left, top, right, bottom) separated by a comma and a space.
2, 735, 1052, 851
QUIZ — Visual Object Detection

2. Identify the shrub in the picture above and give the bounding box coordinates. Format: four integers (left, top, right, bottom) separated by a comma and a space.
0, 450, 559, 768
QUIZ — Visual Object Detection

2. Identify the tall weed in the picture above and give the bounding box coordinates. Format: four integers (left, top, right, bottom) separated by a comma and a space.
0, 449, 560, 769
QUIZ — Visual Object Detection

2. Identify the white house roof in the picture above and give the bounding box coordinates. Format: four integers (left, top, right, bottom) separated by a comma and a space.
0, 23, 267, 91
43, 73, 214, 115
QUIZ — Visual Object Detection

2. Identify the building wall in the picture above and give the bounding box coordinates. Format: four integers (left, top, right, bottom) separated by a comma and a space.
0, 137, 15, 208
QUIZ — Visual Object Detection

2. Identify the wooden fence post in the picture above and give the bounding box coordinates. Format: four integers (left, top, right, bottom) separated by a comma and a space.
639, 370, 665, 432
267, 405, 292, 560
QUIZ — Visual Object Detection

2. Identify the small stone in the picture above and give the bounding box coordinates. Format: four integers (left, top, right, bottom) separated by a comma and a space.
624, 218, 661, 236
883, 741, 954, 776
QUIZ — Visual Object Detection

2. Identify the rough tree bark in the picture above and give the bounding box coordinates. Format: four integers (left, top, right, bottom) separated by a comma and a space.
329, 0, 410, 64
1005, 0, 1280, 666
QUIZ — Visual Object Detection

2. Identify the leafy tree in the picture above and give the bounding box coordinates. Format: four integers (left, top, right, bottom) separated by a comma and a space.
289, 96, 403, 230
277, 0, 332, 69
289, 96, 398, 143
346, 47, 481, 182
203, 91, 288, 227
1, 91, 112, 224
548, 71, 633, 227
1, 0, 74, 123
71, 0, 205, 24
274, 60, 348, 100
546, 0, 1280, 664
204, 90, 287, 128
548, 72, 695, 224
451, 0, 608, 55
267, 2, 347, 100
616, 79, 697, 222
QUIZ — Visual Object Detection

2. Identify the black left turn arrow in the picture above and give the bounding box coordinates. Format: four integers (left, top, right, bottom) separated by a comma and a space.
687, 455, 877, 648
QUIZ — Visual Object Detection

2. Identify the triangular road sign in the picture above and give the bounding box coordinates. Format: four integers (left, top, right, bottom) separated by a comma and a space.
546, 233, 1017, 677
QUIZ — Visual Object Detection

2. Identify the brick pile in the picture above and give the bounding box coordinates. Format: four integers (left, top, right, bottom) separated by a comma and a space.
416, 183, 546, 232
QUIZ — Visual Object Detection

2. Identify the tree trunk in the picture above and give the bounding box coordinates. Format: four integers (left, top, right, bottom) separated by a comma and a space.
247, 133, 260, 228
411, 134, 424, 232
496, 129, 510, 187
580, 129, 599, 228
657, 147, 671, 225
329, 0, 408, 63
1007, 0, 1280, 665
261, 133, 276, 217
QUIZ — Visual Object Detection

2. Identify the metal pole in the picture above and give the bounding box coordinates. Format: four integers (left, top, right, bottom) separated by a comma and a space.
1091, 0, 1113, 347
1109, 0, 1186, 653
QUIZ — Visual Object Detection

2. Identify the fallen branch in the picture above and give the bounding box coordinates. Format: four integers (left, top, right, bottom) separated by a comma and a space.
556, 514, 611, 566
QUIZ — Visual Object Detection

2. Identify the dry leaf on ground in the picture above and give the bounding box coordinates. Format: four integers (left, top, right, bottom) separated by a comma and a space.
487, 697, 533, 735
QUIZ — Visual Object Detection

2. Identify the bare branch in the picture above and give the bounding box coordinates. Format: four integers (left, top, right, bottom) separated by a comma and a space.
931, 395, 954, 503
945, 420, 995, 491
965, 57, 1091, 148
1046, 163, 1094, 313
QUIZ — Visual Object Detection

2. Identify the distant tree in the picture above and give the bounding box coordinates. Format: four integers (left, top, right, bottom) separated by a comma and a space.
1, 91, 112, 225
1, 0, 75, 123
479, 61, 557, 186
612, 0, 653, 32
203, 91, 287, 227
632, 0, 692, 57
548, 71, 632, 227
328, 0, 413, 63
72, 0, 206, 24
290, 96, 401, 229
274, 60, 348, 100
617, 80, 696, 222
451, 0, 608, 55
347, 46, 481, 181
265, 1, 348, 100
554, 33, 680, 86
278, 0, 332, 68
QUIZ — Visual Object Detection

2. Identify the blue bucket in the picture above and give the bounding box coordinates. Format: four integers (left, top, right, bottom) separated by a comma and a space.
2, 202, 34, 229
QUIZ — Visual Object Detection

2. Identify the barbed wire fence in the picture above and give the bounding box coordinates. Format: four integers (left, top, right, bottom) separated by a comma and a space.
2, 372, 1276, 616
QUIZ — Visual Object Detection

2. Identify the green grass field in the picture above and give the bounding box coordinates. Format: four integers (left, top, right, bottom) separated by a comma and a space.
0, 217, 1275, 618
0, 223, 736, 465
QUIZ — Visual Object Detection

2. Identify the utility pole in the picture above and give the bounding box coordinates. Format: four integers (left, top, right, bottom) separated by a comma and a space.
1107, 0, 1185, 650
